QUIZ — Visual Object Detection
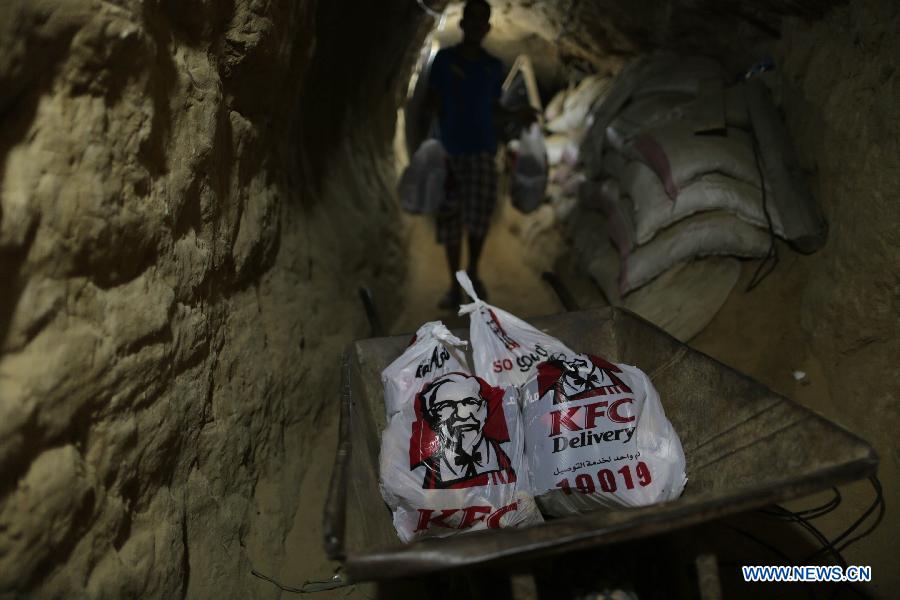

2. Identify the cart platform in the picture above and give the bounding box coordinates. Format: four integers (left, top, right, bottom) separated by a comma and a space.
323, 308, 877, 582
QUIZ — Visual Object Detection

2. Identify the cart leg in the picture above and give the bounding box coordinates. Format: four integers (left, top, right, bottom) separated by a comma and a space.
541, 271, 581, 311
695, 553, 722, 600
357, 286, 385, 337
509, 571, 539, 600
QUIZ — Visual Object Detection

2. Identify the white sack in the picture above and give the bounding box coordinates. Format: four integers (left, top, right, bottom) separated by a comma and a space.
579, 178, 636, 255
544, 86, 570, 122
522, 354, 686, 515
546, 75, 612, 136
578, 58, 651, 176
545, 134, 570, 166
631, 55, 724, 99
621, 161, 784, 245
607, 87, 752, 154
398, 139, 447, 215
456, 271, 578, 388
379, 321, 542, 542
620, 211, 772, 294
605, 93, 691, 153
601, 150, 626, 180
624, 122, 760, 200
547, 134, 581, 168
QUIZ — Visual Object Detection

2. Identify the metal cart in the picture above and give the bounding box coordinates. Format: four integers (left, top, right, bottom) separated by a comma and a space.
323, 307, 878, 587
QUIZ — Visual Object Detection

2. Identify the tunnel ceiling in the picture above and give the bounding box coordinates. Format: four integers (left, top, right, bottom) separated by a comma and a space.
432, 0, 842, 74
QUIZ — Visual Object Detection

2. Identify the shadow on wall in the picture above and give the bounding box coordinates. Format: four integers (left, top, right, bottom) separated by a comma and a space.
297, 1, 433, 194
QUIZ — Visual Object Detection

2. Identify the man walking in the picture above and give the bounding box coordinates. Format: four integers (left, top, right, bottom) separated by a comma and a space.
427, 0, 503, 309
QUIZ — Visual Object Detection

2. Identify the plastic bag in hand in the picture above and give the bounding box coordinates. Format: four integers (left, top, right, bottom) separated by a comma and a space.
398, 139, 447, 215
509, 123, 548, 214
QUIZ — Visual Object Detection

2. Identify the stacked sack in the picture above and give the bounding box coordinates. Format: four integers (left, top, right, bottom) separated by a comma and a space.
379, 275, 687, 541
573, 54, 787, 300
542, 75, 613, 220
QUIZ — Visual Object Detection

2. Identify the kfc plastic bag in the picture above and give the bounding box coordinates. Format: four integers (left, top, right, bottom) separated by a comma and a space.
381, 321, 469, 420
522, 353, 687, 516
398, 139, 447, 215
456, 271, 577, 388
379, 322, 543, 542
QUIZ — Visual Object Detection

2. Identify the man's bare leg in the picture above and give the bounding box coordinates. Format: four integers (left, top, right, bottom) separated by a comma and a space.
467, 233, 487, 299
438, 240, 462, 309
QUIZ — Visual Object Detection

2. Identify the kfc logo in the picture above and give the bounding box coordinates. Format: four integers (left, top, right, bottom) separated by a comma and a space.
537, 354, 632, 404
483, 308, 520, 350
409, 372, 516, 489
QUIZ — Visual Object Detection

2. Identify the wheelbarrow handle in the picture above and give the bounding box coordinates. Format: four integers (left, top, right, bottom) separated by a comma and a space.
542, 271, 581, 311
323, 350, 353, 560
358, 287, 385, 338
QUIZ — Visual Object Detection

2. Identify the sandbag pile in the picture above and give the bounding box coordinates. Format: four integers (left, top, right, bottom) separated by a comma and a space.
573, 53, 804, 298
542, 75, 613, 220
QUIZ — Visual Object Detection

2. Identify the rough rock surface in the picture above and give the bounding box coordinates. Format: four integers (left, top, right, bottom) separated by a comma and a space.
776, 0, 900, 579
0, 1, 422, 597
2, 0, 898, 596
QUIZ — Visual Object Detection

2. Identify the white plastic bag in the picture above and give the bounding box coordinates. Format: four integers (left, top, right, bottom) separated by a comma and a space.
379, 321, 542, 542
398, 139, 447, 215
522, 353, 687, 516
456, 271, 577, 388
509, 123, 548, 214
381, 321, 470, 420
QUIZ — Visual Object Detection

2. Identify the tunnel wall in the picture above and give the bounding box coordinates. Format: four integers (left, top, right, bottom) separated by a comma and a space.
1, 0, 896, 595
0, 1, 422, 597
776, 0, 899, 572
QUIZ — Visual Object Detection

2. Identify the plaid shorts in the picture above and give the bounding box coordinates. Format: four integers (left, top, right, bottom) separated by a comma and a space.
436, 152, 498, 244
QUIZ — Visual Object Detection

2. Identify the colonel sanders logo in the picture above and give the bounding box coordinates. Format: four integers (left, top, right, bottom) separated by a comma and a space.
409, 372, 516, 489
537, 354, 632, 404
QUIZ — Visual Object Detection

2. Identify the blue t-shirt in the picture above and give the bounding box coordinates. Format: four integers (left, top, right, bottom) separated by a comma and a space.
429, 45, 503, 156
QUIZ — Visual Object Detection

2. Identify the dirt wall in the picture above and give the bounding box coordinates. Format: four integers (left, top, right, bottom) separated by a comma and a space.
0, 1, 420, 597
777, 0, 900, 577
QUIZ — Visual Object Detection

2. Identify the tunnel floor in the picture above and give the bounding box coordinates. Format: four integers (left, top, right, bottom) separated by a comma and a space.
390, 205, 566, 333
261, 198, 889, 598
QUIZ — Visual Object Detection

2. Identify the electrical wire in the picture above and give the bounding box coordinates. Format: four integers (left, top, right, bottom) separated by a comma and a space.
805, 476, 885, 561
760, 504, 846, 568
731, 477, 883, 599
724, 525, 816, 600
745, 128, 779, 292
250, 567, 350, 594
758, 487, 842, 521
250, 569, 306, 594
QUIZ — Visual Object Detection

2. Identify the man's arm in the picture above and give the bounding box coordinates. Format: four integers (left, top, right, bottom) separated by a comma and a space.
494, 101, 538, 123
493, 101, 539, 142
423, 50, 445, 138
425, 85, 441, 128
492, 58, 538, 140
